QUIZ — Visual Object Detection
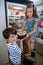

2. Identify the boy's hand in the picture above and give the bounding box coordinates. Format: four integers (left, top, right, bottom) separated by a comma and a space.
20, 39, 23, 43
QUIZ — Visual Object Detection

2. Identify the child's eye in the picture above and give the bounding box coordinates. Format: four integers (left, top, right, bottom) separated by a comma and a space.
30, 11, 32, 13
27, 11, 32, 13
10, 35, 15, 38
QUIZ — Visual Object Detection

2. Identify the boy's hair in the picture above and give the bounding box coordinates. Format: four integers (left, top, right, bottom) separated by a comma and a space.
2, 28, 17, 39
25, 3, 38, 18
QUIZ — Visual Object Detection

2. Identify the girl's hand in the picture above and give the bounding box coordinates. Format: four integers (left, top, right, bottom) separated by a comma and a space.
26, 33, 30, 38
18, 29, 23, 32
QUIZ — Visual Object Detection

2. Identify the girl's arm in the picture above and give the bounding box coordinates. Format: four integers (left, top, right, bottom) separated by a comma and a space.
21, 20, 26, 30
28, 22, 38, 36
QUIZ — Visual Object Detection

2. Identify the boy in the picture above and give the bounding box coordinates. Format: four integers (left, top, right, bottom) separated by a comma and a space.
2, 28, 23, 65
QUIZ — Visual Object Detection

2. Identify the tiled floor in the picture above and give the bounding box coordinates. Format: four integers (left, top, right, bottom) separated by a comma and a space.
4, 62, 11, 65
35, 52, 43, 65
5, 52, 43, 65
4, 62, 24, 65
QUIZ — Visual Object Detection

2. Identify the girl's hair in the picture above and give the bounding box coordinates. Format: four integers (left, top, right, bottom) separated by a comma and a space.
2, 28, 17, 39
25, 4, 38, 18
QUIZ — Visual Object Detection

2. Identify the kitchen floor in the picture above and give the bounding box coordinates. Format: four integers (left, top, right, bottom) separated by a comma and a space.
35, 52, 43, 65
4, 42, 43, 65
4, 52, 43, 65
4, 62, 11, 65
5, 62, 24, 65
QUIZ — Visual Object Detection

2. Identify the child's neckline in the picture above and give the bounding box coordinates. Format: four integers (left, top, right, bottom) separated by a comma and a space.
27, 18, 35, 22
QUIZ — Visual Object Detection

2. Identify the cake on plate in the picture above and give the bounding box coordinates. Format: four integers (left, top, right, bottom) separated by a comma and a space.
17, 29, 26, 39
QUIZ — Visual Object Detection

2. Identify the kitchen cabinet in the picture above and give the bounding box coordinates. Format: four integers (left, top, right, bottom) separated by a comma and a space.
35, 38, 43, 56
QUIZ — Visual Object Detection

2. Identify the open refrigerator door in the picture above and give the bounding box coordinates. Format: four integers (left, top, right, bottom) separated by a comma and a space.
5, 1, 26, 29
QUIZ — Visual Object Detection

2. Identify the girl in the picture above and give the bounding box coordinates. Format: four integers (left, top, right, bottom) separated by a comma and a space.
21, 4, 39, 56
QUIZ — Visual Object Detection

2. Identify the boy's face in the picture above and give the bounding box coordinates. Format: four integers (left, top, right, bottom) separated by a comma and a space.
7, 34, 17, 43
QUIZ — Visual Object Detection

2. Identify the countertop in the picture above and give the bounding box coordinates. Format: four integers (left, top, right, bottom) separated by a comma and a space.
36, 38, 43, 44
34, 38, 43, 56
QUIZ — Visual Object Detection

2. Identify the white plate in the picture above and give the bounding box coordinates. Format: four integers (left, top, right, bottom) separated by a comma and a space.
18, 37, 26, 41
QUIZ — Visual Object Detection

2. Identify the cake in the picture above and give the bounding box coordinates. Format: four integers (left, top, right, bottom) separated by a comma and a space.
17, 30, 26, 39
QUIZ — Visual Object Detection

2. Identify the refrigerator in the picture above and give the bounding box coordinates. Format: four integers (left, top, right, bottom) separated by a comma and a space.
5, 1, 26, 29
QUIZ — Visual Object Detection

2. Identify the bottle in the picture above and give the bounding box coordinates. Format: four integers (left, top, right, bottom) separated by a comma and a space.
39, 32, 42, 39
41, 33, 43, 39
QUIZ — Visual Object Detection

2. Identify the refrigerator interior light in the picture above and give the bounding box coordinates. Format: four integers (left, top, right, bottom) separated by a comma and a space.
14, 6, 23, 10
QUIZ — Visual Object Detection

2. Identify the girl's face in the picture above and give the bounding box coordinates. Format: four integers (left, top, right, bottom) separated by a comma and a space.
26, 7, 33, 18
8, 34, 17, 43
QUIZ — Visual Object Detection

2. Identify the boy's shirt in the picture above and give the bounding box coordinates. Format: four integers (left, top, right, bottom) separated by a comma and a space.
7, 42, 22, 65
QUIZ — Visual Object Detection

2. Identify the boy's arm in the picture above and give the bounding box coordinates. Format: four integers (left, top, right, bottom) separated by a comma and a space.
20, 40, 23, 51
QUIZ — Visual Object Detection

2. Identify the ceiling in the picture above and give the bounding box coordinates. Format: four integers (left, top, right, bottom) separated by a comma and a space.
5, 0, 33, 5
28, 0, 43, 5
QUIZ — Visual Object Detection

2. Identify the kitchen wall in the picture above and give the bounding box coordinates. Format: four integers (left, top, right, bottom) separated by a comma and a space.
30, 0, 43, 16
30, 0, 43, 5
0, 0, 9, 65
